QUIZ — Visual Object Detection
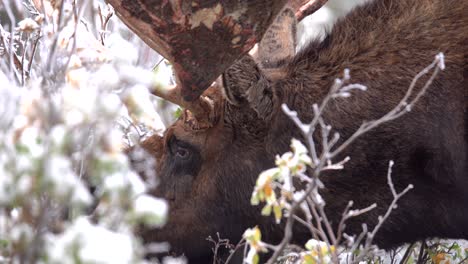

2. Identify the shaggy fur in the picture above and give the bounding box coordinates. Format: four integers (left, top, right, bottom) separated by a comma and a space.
131, 0, 468, 262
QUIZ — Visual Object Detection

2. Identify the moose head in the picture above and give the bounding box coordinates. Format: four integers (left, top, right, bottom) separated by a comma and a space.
118, 0, 467, 262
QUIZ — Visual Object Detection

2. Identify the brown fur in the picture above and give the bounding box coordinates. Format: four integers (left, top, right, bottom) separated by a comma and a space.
129, 0, 468, 262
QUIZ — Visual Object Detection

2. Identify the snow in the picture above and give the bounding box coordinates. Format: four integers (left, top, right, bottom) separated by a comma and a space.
45, 154, 92, 206
100, 93, 122, 117
18, 127, 44, 158
162, 256, 187, 264
297, 0, 374, 48
18, 18, 39, 33
133, 194, 168, 227
107, 35, 139, 65
93, 64, 121, 90
124, 84, 165, 133
103, 169, 146, 197
47, 217, 136, 264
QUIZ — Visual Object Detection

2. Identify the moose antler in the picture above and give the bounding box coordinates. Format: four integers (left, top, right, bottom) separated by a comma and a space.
106, 0, 289, 101
290, 0, 329, 21
106, 0, 328, 128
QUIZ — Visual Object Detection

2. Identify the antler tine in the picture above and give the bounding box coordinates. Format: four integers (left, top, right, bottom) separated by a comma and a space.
249, 0, 328, 61
290, 0, 329, 21
152, 83, 222, 130
151, 84, 186, 109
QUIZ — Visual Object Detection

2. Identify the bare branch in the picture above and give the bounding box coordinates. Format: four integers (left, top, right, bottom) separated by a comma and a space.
353, 161, 413, 262
330, 54, 444, 158
399, 242, 416, 264
27, 33, 41, 77
0, 25, 23, 83
98, 4, 113, 45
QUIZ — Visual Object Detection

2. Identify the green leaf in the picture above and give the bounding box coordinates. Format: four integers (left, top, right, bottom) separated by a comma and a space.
174, 107, 183, 119
15, 143, 29, 154
0, 239, 9, 248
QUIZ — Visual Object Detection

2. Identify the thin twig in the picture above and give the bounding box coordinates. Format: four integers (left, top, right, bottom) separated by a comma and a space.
330, 54, 444, 158
457, 255, 468, 264
293, 215, 322, 238
224, 238, 246, 264
45, 0, 71, 73
207, 233, 235, 264
27, 33, 41, 76
2, 0, 16, 80
399, 242, 416, 264
21, 35, 30, 85
0, 25, 23, 84
353, 161, 413, 263
98, 4, 113, 45
416, 241, 426, 264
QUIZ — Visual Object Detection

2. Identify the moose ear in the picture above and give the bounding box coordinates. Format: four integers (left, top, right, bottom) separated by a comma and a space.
222, 55, 275, 121
222, 55, 260, 106
258, 7, 297, 81
222, 8, 297, 121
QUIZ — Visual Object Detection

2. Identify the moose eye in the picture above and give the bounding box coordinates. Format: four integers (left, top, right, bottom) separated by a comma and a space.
175, 147, 190, 160
165, 135, 202, 176
168, 136, 193, 161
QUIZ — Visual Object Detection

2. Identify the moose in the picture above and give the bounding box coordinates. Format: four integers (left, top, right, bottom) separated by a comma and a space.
122, 0, 467, 262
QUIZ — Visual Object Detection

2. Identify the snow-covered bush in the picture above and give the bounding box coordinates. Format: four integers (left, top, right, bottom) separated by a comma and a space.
0, 0, 177, 263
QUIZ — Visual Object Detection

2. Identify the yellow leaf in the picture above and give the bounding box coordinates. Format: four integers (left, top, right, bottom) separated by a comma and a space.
253, 227, 262, 241
264, 183, 273, 197
302, 254, 316, 264
431, 253, 446, 264
253, 253, 259, 264
261, 204, 272, 216
273, 204, 282, 223
251, 194, 260, 205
